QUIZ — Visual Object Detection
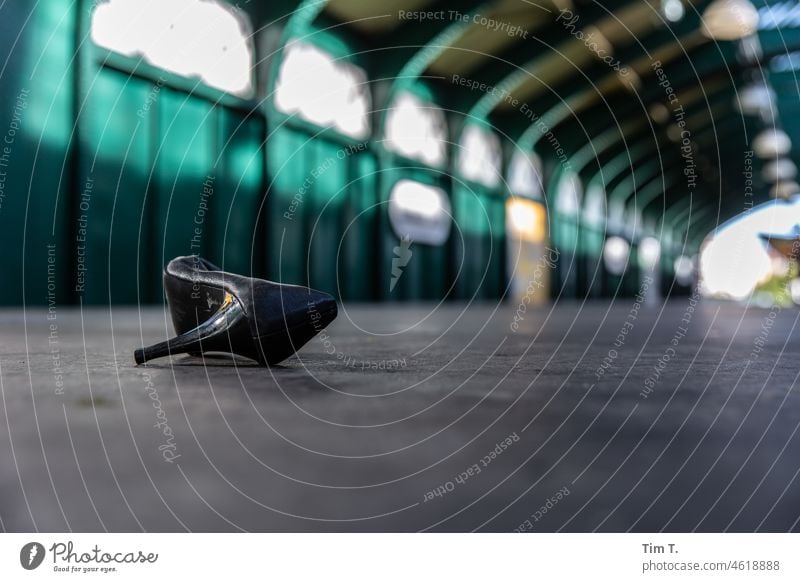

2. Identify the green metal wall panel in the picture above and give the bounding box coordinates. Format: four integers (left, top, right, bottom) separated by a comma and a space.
340, 154, 377, 301
80, 71, 153, 304
213, 111, 266, 278
452, 185, 496, 300
581, 227, 605, 297
154, 92, 216, 300
0, 0, 75, 306
81, 70, 265, 303
308, 138, 348, 296
267, 123, 379, 298
552, 215, 579, 299
266, 127, 310, 286
485, 193, 506, 299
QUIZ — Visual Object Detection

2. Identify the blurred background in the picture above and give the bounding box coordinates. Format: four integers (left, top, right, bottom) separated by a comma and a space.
1, 0, 799, 308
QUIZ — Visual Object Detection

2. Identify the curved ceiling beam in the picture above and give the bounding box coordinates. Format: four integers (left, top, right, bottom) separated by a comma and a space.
670, 203, 717, 245
548, 35, 800, 154
483, 8, 718, 151
556, 75, 750, 224
568, 119, 649, 175
635, 128, 744, 224
689, 216, 719, 248
567, 72, 754, 239
608, 155, 682, 221
587, 144, 671, 204
616, 129, 738, 229
450, 0, 705, 132
521, 25, 800, 161
640, 123, 746, 219
510, 35, 712, 155
571, 72, 732, 175
545, 49, 740, 155
384, 0, 561, 96
626, 170, 684, 227
661, 197, 713, 253
468, 0, 680, 121
611, 101, 741, 208
388, 0, 488, 86
371, 0, 559, 140
283, 0, 331, 38
578, 87, 736, 220
551, 93, 742, 243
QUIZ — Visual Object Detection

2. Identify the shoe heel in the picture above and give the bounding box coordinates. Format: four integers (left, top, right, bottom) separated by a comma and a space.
135, 293, 244, 365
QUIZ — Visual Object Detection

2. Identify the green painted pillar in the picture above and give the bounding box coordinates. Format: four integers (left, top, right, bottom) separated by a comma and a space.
340, 153, 377, 301
153, 91, 216, 300
212, 111, 266, 278
266, 127, 310, 286
80, 70, 155, 304
0, 0, 76, 306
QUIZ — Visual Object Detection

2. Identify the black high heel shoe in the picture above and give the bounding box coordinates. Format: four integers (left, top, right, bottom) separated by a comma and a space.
134, 256, 337, 366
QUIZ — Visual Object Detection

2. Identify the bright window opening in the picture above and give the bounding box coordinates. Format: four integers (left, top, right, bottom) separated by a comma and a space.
388, 180, 451, 246
556, 171, 583, 216
674, 255, 695, 286
506, 198, 550, 305
506, 197, 546, 242
638, 237, 662, 271
91, 0, 254, 97
699, 198, 800, 300
457, 125, 502, 188
604, 236, 630, 275
584, 184, 607, 226
507, 152, 543, 199
385, 92, 447, 167
274, 41, 370, 139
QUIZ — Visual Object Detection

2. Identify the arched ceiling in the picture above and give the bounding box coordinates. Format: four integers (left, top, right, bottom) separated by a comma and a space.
253, 0, 800, 251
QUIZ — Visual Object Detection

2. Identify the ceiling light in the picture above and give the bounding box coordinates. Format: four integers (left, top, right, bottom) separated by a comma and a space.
736, 82, 776, 117
649, 102, 670, 124
762, 158, 798, 183
667, 123, 682, 143
662, 0, 685, 23
604, 236, 630, 276
638, 237, 662, 271
753, 128, 792, 158
701, 0, 759, 41
771, 181, 800, 199
673, 255, 694, 286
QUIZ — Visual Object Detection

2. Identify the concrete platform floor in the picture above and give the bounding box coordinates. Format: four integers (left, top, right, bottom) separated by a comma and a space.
1, 299, 799, 532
